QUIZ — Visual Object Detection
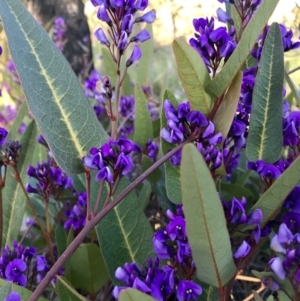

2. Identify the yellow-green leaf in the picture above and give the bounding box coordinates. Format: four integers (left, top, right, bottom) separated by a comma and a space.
173, 38, 212, 114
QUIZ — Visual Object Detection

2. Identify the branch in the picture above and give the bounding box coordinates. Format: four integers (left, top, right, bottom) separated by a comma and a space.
28, 136, 194, 301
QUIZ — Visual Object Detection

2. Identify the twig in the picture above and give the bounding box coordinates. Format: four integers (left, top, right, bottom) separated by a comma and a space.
28, 136, 194, 301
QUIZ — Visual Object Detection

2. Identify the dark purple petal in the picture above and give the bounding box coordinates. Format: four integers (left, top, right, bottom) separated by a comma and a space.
94, 28, 110, 47
233, 241, 251, 258
130, 29, 151, 43
135, 9, 156, 23
216, 7, 233, 24
126, 45, 142, 67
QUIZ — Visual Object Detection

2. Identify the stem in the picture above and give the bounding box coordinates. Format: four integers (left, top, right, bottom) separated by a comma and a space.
45, 201, 51, 235
93, 181, 104, 215
288, 65, 300, 75
13, 168, 55, 264
111, 52, 122, 140
85, 171, 91, 220
28, 137, 193, 301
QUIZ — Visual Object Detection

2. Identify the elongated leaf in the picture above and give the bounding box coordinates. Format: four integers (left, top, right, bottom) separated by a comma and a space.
0, 281, 11, 300
220, 183, 253, 201
141, 155, 161, 183
70, 243, 109, 294
252, 291, 264, 301
57, 276, 88, 301
7, 101, 28, 140
101, 47, 133, 96
181, 144, 236, 287
2, 121, 37, 247
161, 89, 181, 204
96, 178, 154, 284
134, 83, 153, 147
285, 69, 300, 107
172, 38, 212, 114
205, 0, 280, 97
267, 291, 290, 301
246, 23, 284, 163
212, 72, 242, 143
119, 289, 157, 301
139, 181, 151, 210
135, 24, 153, 86
250, 155, 300, 227
32, 143, 47, 166
0, 0, 108, 174
55, 223, 68, 257
0, 279, 49, 301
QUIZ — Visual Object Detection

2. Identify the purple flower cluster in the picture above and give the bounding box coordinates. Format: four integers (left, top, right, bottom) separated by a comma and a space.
114, 258, 202, 301
26, 161, 73, 200
0, 241, 47, 287
83, 138, 141, 184
92, 0, 156, 67
2, 140, 22, 165
119, 95, 135, 136
146, 139, 159, 162
52, 17, 67, 51
0, 103, 17, 128
84, 69, 106, 105
64, 192, 87, 231
267, 223, 300, 288
114, 206, 202, 301
222, 197, 263, 258
161, 100, 223, 170
189, 17, 236, 74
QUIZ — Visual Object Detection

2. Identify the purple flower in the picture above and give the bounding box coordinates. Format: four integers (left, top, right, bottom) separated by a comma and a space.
216, 8, 233, 24
115, 153, 133, 175
94, 28, 110, 47
177, 280, 202, 301
122, 14, 134, 34
233, 241, 251, 259
260, 164, 281, 179
135, 9, 156, 23
126, 45, 142, 67
187, 111, 208, 128
167, 216, 186, 241
97, 5, 112, 25
247, 209, 263, 225
285, 187, 300, 213
269, 257, 286, 280
151, 270, 173, 301
118, 31, 128, 52
5, 292, 21, 301
130, 29, 151, 43
0, 127, 8, 147
277, 223, 294, 244
5, 259, 27, 286
281, 212, 300, 232
96, 166, 114, 183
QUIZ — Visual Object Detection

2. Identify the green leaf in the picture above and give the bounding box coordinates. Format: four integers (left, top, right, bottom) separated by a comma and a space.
285, 69, 300, 107
138, 181, 151, 210
212, 72, 242, 144
0, 0, 108, 174
135, 24, 153, 86
55, 223, 68, 257
0, 278, 49, 301
205, 0, 280, 98
101, 47, 133, 96
2, 120, 37, 247
32, 143, 48, 166
57, 276, 88, 301
252, 291, 264, 301
161, 89, 181, 204
220, 183, 253, 201
267, 291, 291, 301
152, 119, 160, 138
133, 83, 153, 148
246, 23, 284, 163
197, 281, 220, 301
181, 144, 236, 287
172, 38, 212, 114
7, 101, 28, 140
0, 281, 11, 300
96, 178, 154, 284
141, 155, 162, 183
119, 289, 157, 301
70, 243, 109, 294
250, 155, 300, 228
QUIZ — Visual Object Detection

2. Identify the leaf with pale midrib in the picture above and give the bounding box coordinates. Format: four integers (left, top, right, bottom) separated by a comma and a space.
181, 144, 236, 287
95, 178, 154, 284
246, 23, 284, 163
0, 0, 108, 174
